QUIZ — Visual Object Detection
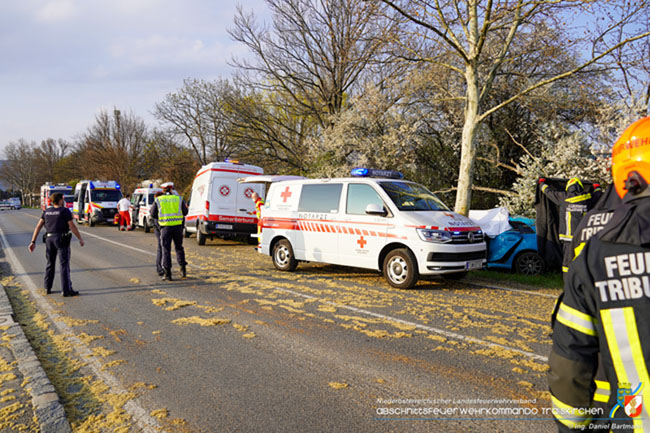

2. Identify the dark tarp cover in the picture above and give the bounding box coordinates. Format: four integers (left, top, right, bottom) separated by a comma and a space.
535, 177, 600, 271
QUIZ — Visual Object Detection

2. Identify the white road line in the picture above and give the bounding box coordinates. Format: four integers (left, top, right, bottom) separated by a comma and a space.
0, 225, 166, 433
274, 287, 550, 363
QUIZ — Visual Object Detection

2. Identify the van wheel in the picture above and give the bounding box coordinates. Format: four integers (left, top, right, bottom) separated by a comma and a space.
89, 218, 95, 227
183, 226, 191, 238
197, 228, 206, 245
272, 240, 297, 271
383, 248, 418, 289
143, 218, 150, 233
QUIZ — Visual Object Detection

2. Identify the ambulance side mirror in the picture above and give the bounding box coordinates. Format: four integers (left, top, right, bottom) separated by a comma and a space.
365, 204, 387, 216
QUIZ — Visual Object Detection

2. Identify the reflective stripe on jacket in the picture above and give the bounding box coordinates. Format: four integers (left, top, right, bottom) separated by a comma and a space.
548, 199, 650, 431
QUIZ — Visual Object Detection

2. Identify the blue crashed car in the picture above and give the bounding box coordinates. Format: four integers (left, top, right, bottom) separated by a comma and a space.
485, 216, 544, 275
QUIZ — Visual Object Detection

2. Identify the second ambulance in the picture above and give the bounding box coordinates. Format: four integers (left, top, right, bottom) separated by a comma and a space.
258, 169, 487, 289
185, 161, 264, 244
73, 180, 122, 226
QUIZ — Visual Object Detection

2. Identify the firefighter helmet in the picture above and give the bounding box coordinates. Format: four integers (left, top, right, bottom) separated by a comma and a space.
612, 116, 650, 198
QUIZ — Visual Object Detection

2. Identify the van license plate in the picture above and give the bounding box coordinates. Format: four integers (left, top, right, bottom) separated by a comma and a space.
216, 224, 233, 230
465, 259, 483, 270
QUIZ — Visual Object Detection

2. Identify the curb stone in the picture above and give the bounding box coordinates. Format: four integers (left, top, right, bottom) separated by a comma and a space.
0, 282, 72, 433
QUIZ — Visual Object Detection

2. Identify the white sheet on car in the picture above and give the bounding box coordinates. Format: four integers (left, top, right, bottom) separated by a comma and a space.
468, 207, 513, 238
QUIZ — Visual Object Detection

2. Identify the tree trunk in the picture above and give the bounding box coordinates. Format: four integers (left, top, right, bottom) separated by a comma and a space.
454, 65, 480, 216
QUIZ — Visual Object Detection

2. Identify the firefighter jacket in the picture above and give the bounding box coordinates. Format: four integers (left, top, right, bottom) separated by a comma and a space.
548, 197, 650, 431
540, 181, 591, 243
570, 184, 622, 261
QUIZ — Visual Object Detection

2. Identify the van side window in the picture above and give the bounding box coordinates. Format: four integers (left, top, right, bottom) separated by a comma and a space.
298, 184, 342, 213
346, 184, 385, 215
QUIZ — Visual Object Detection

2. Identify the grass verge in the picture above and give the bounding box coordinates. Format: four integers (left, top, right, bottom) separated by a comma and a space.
469, 269, 563, 290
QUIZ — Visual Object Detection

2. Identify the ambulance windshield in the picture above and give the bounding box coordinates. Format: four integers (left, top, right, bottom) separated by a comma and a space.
91, 189, 122, 202
379, 182, 449, 211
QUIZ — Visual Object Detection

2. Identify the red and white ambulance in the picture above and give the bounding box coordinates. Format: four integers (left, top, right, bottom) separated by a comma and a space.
40, 183, 73, 210
130, 185, 163, 232
72, 180, 122, 226
258, 168, 487, 289
185, 161, 264, 245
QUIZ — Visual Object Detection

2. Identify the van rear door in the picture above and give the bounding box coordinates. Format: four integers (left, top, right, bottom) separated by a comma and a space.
211, 177, 238, 230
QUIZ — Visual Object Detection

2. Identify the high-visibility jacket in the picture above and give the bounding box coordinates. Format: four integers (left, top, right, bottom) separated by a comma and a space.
156, 194, 184, 227
540, 182, 591, 242
548, 197, 650, 432
254, 197, 264, 220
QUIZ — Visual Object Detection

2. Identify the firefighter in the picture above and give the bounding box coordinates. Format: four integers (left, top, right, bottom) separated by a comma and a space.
539, 176, 592, 273
547, 116, 650, 431
150, 182, 188, 281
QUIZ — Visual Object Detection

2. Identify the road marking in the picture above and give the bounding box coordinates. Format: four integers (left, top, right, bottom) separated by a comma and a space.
274, 287, 549, 363
0, 225, 166, 433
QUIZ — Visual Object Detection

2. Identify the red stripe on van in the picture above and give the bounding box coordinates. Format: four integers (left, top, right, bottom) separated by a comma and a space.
444, 226, 481, 232
186, 214, 256, 224
195, 168, 263, 178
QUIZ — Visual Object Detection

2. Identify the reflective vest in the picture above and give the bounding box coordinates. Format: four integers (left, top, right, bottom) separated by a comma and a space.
255, 197, 264, 219
156, 194, 183, 226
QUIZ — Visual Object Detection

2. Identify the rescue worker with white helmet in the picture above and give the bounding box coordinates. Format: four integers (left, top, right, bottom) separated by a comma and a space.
548, 116, 650, 431
150, 182, 188, 280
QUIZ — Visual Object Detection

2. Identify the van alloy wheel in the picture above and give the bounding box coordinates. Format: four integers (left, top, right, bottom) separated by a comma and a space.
383, 248, 418, 289
272, 239, 297, 271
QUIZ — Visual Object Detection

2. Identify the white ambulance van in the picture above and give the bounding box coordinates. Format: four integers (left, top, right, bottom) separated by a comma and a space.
130, 185, 164, 232
259, 168, 487, 289
73, 180, 122, 226
40, 183, 73, 210
185, 161, 264, 245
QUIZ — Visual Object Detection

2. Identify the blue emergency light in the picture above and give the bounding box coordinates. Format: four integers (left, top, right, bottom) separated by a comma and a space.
351, 167, 403, 179
115, 183, 121, 189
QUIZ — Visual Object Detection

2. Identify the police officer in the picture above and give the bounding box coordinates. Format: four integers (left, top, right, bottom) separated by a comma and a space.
28, 192, 85, 296
548, 116, 650, 431
150, 182, 188, 281
539, 177, 592, 273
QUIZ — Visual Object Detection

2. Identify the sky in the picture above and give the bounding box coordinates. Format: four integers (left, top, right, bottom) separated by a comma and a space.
0, 0, 268, 153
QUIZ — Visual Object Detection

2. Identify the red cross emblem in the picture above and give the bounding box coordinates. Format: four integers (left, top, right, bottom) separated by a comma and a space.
357, 235, 367, 249
244, 188, 254, 198
219, 185, 231, 196
280, 186, 292, 203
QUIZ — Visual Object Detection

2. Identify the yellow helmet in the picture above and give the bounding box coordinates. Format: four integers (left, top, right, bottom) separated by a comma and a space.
612, 116, 650, 198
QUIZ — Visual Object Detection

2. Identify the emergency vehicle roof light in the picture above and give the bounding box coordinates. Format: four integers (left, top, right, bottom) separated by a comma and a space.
89, 182, 94, 189
115, 183, 121, 189
351, 168, 403, 179
225, 158, 240, 164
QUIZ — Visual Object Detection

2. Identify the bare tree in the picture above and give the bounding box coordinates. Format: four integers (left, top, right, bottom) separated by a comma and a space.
0, 139, 39, 206
33, 137, 70, 182
154, 79, 240, 165
78, 109, 149, 190
230, 0, 389, 127
375, 0, 650, 214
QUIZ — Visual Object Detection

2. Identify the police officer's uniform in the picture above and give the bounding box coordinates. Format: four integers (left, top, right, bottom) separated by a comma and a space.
540, 178, 592, 273
150, 191, 188, 280
41, 206, 76, 296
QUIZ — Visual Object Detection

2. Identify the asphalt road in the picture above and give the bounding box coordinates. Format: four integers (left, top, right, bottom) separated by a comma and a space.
0, 208, 561, 432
